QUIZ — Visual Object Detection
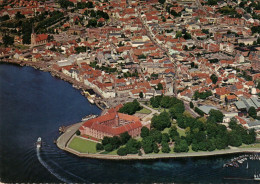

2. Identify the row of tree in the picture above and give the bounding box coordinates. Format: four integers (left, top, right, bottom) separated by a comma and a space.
118, 99, 142, 115
193, 90, 212, 100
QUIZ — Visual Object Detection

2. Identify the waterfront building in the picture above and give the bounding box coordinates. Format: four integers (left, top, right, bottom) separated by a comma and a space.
79, 112, 142, 139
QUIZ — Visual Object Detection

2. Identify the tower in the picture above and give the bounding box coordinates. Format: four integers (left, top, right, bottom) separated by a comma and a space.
31, 25, 36, 47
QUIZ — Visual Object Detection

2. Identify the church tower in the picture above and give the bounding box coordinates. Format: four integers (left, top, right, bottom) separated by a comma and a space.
31, 25, 37, 47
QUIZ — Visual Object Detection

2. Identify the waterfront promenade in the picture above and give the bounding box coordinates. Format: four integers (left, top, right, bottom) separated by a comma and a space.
56, 122, 260, 160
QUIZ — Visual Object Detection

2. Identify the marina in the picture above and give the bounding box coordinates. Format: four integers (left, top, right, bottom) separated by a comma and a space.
223, 154, 260, 168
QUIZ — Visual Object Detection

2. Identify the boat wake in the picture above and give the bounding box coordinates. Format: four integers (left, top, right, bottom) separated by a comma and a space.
36, 147, 72, 183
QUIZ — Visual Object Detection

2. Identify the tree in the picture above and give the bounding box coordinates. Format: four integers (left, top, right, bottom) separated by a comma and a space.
162, 133, 170, 143
210, 74, 218, 84
117, 147, 128, 156
169, 126, 179, 141
141, 127, 150, 138
58, 0, 74, 9
104, 143, 113, 152
175, 31, 182, 38
15, 11, 25, 19
161, 141, 170, 153
190, 101, 194, 109
87, 19, 97, 27
111, 136, 121, 149
139, 92, 144, 98
119, 100, 141, 115
174, 139, 189, 153
102, 136, 111, 146
120, 132, 131, 144
3, 35, 14, 46
228, 131, 242, 147
141, 136, 154, 154
150, 129, 162, 143
152, 142, 159, 153
158, 0, 166, 4
125, 138, 141, 154
151, 111, 171, 131
96, 143, 104, 151
209, 109, 224, 122
248, 106, 257, 119
76, 130, 81, 136
157, 83, 163, 90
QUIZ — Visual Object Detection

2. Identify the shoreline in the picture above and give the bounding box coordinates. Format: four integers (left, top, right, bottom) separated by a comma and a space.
0, 59, 106, 110
56, 121, 260, 161
1, 60, 259, 160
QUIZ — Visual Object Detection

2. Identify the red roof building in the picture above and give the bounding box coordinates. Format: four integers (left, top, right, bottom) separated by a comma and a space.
79, 112, 142, 140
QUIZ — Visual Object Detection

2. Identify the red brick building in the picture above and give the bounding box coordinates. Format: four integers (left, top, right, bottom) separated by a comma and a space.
79, 112, 142, 140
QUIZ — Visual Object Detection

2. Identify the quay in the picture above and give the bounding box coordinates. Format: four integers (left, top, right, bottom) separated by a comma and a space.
0, 59, 109, 110
56, 121, 260, 160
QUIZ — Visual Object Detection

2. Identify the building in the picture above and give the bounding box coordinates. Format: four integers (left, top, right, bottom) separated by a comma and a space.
67, 27, 85, 35
31, 31, 48, 47
79, 112, 142, 140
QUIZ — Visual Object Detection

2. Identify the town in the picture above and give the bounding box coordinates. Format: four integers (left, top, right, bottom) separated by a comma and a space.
0, 0, 260, 157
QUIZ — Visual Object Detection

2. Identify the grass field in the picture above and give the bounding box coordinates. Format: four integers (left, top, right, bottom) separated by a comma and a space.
136, 108, 152, 114
68, 136, 97, 153
240, 143, 260, 149
162, 127, 186, 137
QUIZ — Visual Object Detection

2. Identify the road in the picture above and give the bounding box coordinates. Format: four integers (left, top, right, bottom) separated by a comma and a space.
140, 102, 160, 123
56, 122, 84, 150
184, 101, 200, 118
136, 7, 198, 118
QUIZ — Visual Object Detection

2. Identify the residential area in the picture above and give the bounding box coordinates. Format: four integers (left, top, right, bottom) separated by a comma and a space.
1, 0, 260, 155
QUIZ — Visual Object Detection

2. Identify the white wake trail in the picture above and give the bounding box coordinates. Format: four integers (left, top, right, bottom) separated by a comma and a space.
36, 148, 72, 183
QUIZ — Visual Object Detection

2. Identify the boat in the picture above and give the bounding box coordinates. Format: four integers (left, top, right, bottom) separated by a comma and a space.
81, 114, 98, 121
246, 162, 248, 169
254, 174, 260, 180
87, 96, 95, 104
36, 137, 42, 148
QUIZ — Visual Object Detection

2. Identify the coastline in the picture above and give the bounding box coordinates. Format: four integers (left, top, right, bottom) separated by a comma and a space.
56, 121, 260, 160
1, 59, 259, 160
0, 59, 106, 110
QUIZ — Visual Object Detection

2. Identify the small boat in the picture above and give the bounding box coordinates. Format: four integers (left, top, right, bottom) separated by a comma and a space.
36, 137, 42, 148
254, 174, 260, 180
87, 96, 95, 104
246, 162, 248, 169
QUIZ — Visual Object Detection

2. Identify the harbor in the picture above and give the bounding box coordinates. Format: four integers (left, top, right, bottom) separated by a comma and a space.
223, 154, 260, 168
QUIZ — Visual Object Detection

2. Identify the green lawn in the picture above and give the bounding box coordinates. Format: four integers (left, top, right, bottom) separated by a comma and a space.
136, 108, 152, 114
239, 143, 260, 149
162, 127, 185, 137
177, 128, 186, 137
162, 127, 170, 134
68, 136, 97, 153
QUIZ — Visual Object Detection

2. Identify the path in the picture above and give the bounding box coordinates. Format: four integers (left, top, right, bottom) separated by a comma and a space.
140, 103, 160, 122
56, 122, 84, 149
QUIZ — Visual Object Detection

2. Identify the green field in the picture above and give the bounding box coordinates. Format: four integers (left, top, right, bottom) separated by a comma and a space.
240, 143, 260, 149
68, 136, 97, 153
162, 127, 186, 137
136, 108, 152, 114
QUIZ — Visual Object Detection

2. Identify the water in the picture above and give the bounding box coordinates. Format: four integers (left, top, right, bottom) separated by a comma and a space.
0, 63, 259, 183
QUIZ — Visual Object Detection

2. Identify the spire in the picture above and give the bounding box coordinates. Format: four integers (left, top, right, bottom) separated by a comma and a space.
32, 22, 34, 34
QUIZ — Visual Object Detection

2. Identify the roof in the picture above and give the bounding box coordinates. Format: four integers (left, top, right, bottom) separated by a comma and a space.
235, 101, 247, 109
198, 105, 218, 115
250, 97, 260, 108
81, 112, 142, 136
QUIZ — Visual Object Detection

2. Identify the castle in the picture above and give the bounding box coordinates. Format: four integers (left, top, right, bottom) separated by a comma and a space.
79, 112, 142, 139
